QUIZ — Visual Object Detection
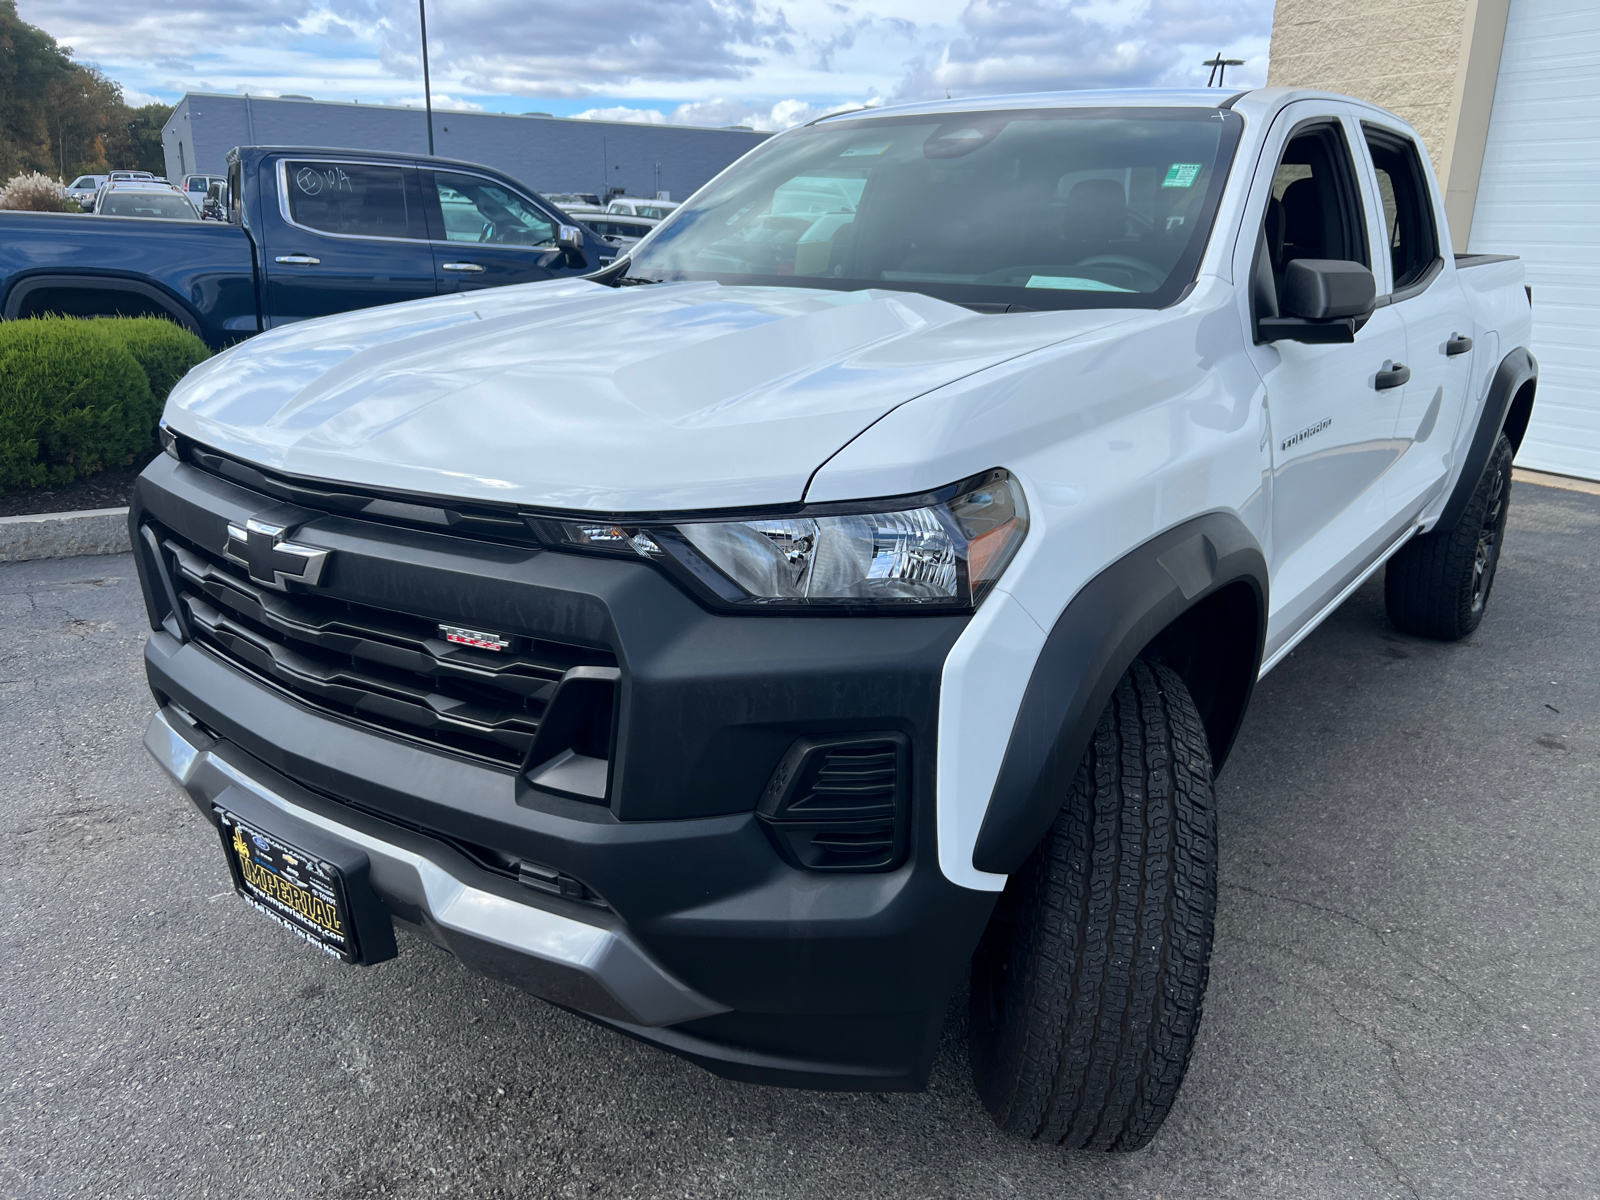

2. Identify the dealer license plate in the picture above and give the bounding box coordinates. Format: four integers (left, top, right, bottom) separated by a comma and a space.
218, 807, 358, 962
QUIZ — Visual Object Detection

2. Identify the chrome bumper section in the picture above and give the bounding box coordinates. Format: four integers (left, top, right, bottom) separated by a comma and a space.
144, 706, 728, 1028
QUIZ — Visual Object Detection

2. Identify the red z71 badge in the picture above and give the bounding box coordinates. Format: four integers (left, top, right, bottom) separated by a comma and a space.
438, 624, 510, 651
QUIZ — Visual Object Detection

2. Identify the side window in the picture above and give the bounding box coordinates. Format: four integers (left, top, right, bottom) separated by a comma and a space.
1254, 121, 1370, 317
1362, 126, 1440, 290
433, 172, 556, 247
283, 161, 425, 239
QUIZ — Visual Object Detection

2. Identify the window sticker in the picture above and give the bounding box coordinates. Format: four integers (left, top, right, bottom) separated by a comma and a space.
1162, 163, 1202, 188
1026, 275, 1136, 292
840, 142, 891, 157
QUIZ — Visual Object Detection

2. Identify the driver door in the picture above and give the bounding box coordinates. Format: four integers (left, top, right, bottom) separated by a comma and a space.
1237, 105, 1413, 658
421, 169, 570, 292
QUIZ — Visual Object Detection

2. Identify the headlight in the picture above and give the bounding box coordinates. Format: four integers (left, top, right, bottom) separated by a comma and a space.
554, 469, 1028, 612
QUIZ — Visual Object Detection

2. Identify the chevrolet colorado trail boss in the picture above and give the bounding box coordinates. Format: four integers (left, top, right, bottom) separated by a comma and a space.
136, 88, 1537, 1149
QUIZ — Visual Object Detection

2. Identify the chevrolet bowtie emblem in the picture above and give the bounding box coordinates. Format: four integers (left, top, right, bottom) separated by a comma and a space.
224, 516, 330, 590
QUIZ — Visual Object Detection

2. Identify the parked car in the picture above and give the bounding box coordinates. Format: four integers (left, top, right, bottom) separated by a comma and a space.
65, 174, 108, 209
584, 213, 660, 246
545, 192, 602, 208
182, 173, 227, 207
94, 186, 201, 221
0, 147, 613, 347
92, 174, 179, 203
135, 87, 1536, 1149
606, 197, 678, 219
107, 170, 156, 183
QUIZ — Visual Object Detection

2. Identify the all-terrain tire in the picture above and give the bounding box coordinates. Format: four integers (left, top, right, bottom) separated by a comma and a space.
968, 659, 1217, 1152
1385, 432, 1514, 641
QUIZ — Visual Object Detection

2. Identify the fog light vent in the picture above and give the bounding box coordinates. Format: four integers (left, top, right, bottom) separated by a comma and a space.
758, 734, 909, 872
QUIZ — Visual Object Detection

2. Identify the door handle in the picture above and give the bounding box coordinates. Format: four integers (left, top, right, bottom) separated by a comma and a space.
1445, 334, 1474, 356
274, 254, 320, 265
1374, 363, 1411, 390
441, 262, 486, 273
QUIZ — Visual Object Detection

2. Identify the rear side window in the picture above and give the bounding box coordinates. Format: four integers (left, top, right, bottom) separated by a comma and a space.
99, 192, 199, 219
283, 161, 427, 240
1362, 126, 1440, 290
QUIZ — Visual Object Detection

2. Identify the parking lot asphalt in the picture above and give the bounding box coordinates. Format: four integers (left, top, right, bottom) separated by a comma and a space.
1, 480, 1595, 1200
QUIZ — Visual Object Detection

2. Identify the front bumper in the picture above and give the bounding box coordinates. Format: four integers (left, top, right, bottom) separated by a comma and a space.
147, 703, 725, 1028
134, 453, 998, 1089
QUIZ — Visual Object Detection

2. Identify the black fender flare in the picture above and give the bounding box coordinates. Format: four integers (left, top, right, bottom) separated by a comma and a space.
1435, 346, 1537, 533
971, 512, 1268, 875
1, 272, 206, 340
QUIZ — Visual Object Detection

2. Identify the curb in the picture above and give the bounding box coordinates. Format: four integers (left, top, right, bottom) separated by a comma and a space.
1513, 468, 1600, 497
0, 506, 131, 562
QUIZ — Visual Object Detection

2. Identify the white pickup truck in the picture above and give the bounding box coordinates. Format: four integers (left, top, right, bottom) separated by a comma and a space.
136, 86, 1536, 1150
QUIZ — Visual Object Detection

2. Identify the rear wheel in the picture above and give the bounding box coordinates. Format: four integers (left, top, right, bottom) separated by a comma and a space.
968, 659, 1218, 1151
1385, 433, 1514, 641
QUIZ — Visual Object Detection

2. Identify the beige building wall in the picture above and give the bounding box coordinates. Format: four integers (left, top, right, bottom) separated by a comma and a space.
1267, 0, 1511, 247
1268, 0, 1472, 165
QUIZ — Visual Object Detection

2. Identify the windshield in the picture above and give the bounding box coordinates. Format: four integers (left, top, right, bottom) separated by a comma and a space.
99, 192, 198, 219
628, 107, 1241, 310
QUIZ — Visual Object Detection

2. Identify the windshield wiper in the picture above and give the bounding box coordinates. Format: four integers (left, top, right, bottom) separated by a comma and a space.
618, 275, 660, 286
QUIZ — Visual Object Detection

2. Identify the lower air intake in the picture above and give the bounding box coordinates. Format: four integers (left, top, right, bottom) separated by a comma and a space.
758, 733, 910, 872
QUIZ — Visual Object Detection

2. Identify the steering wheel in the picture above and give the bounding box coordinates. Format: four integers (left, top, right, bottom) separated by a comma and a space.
1072, 255, 1166, 288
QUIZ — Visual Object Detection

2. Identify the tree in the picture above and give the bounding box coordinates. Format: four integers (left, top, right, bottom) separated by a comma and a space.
0, 1, 172, 180
107, 103, 171, 176
0, 0, 73, 177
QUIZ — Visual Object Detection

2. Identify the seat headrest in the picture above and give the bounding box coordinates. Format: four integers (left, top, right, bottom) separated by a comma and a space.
1063, 178, 1127, 241
1280, 177, 1323, 248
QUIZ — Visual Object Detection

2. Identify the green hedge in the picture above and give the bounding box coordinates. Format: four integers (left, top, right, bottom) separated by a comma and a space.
0, 315, 210, 494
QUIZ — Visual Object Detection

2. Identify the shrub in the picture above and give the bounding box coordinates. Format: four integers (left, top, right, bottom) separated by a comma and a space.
94, 316, 211, 445
0, 315, 210, 494
0, 171, 82, 213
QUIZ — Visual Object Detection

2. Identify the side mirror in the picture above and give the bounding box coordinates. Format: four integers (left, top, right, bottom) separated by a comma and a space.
1281, 259, 1376, 319
1258, 259, 1377, 345
557, 224, 585, 251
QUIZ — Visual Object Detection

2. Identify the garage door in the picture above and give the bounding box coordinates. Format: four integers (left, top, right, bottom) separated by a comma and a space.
1470, 0, 1600, 481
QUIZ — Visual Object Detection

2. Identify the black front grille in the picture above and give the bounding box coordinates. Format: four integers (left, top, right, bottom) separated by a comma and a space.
154, 525, 615, 768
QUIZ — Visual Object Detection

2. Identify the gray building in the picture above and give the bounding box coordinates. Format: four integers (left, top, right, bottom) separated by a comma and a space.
161, 93, 771, 202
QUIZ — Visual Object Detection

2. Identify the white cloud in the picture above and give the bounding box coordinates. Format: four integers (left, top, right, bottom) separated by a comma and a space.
119, 87, 168, 107
18, 0, 1274, 127
898, 0, 1272, 99
670, 96, 882, 130
571, 106, 668, 124
371, 0, 794, 97
387, 93, 485, 111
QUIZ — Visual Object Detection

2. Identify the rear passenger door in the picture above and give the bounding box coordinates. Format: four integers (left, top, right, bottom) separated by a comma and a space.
264, 158, 437, 325
1237, 104, 1413, 655
1356, 119, 1477, 520
420, 170, 570, 293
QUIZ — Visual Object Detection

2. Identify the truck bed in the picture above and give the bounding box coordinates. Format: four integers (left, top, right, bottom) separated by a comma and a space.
0, 210, 258, 346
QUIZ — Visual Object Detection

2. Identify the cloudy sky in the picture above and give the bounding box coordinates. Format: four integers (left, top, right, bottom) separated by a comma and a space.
20, 0, 1274, 130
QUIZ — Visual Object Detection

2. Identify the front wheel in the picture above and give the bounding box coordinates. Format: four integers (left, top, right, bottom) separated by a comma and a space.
968, 659, 1218, 1151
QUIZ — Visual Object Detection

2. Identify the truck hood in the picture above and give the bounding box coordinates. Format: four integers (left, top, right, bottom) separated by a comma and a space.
165, 279, 1136, 511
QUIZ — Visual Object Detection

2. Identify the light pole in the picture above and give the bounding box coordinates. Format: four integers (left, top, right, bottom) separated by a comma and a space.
419, 0, 435, 155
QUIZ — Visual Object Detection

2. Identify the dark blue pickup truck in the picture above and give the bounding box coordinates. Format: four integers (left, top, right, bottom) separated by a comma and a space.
0, 147, 614, 348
